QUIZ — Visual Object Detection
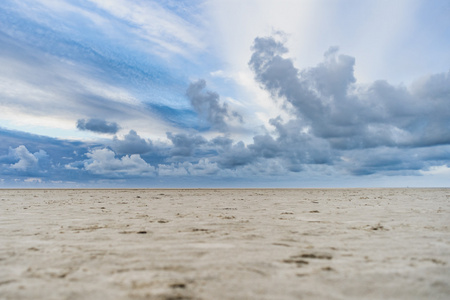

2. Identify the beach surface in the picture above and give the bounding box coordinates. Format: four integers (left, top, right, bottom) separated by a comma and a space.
1, 188, 449, 299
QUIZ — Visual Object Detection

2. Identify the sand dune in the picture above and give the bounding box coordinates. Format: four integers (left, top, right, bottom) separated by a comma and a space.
1, 188, 449, 299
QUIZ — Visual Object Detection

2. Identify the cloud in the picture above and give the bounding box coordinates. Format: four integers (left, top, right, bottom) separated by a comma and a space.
0, 145, 48, 176
157, 163, 189, 176
166, 132, 207, 157
421, 165, 450, 176
158, 159, 220, 177
186, 79, 242, 131
9, 145, 39, 171
248, 34, 450, 150
77, 118, 120, 134
0, 126, 93, 160
84, 148, 155, 177
185, 159, 221, 176
249, 119, 333, 172
84, 0, 204, 59
112, 130, 152, 154
214, 140, 254, 169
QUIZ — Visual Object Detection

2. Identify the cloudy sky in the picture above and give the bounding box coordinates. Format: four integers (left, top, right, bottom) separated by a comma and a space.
1, 0, 449, 187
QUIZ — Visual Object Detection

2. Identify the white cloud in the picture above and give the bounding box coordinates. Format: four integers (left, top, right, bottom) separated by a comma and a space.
11, 0, 202, 58
24, 177, 43, 183
84, 148, 156, 177
14, 0, 109, 28
421, 165, 450, 176
186, 159, 221, 176
9, 145, 44, 171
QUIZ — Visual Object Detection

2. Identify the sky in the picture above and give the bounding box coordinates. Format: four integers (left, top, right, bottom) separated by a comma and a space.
0, 0, 449, 188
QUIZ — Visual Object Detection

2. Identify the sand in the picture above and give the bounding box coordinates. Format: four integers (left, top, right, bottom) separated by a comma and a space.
0, 188, 449, 299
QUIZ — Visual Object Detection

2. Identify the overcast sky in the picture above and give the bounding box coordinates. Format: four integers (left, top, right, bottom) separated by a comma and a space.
1, 0, 449, 187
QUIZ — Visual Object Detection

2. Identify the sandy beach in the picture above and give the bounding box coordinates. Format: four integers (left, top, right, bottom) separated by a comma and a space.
1, 188, 449, 299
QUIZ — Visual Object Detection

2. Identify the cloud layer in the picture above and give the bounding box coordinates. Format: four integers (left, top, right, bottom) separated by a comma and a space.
2, 30, 449, 186
1, 0, 449, 187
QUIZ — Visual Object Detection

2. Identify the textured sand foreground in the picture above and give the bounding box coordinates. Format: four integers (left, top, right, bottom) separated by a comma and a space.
1, 189, 449, 300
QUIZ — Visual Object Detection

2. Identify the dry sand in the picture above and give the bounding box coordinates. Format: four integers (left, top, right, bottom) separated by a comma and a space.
0, 188, 449, 299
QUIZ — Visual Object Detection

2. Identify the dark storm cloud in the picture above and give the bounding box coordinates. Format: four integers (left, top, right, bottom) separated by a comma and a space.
77, 119, 120, 134
186, 79, 242, 131
249, 118, 333, 172
249, 37, 362, 145
214, 141, 254, 168
249, 35, 450, 151
112, 130, 153, 155
338, 146, 450, 176
166, 132, 207, 157
210, 136, 234, 148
